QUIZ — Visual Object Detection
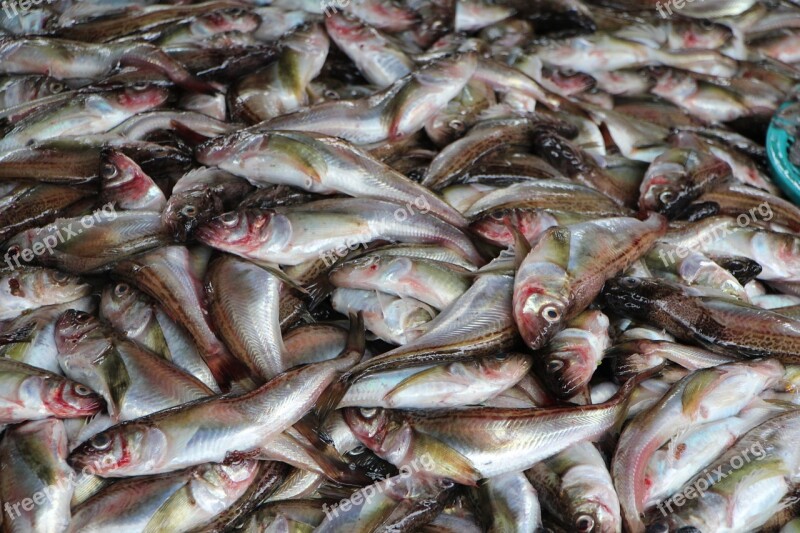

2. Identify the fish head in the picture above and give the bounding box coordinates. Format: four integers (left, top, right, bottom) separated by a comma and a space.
513, 261, 570, 351
639, 149, 692, 215
69, 422, 167, 476
195, 209, 276, 255
538, 343, 595, 399
43, 377, 103, 418
115, 85, 169, 112
55, 309, 106, 356
5, 266, 92, 303
474, 352, 533, 384
330, 253, 385, 284
198, 8, 261, 34
100, 149, 147, 190
100, 282, 147, 326
571, 505, 621, 533
162, 189, 223, 242
343, 407, 409, 460
669, 19, 732, 51
602, 277, 677, 321
325, 13, 370, 42
196, 131, 265, 168
390, 52, 478, 139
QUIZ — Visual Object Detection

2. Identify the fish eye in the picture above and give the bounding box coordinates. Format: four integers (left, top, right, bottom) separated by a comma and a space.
494, 353, 509, 361
645, 522, 670, 533
448, 119, 465, 131
181, 205, 198, 217
323, 89, 340, 100
74, 384, 93, 396
6, 244, 21, 256
219, 212, 239, 227
699, 19, 713, 29
114, 283, 129, 297
658, 190, 675, 205
131, 82, 150, 91
74, 311, 92, 324
349, 445, 366, 455
49, 81, 64, 93
576, 514, 595, 532
547, 359, 564, 373
90, 433, 112, 451
541, 305, 561, 323
101, 163, 118, 179
52, 271, 70, 284
619, 277, 641, 289
359, 408, 378, 419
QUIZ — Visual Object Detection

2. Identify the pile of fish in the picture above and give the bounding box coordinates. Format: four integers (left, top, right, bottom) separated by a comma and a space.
6, 0, 800, 531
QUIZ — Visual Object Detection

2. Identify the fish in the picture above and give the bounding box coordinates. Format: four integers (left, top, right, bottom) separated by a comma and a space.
638, 144, 732, 218
344, 369, 655, 485
112, 245, 249, 390
196, 130, 469, 229
339, 353, 532, 409
54, 310, 213, 422
0, 37, 215, 93
0, 358, 103, 423
67, 459, 262, 532
536, 310, 611, 399
325, 13, 414, 88
526, 442, 622, 533
195, 198, 482, 267
610, 358, 784, 532
4, 211, 172, 274
330, 251, 471, 310
604, 276, 800, 362
0, 419, 74, 533
0, 296, 95, 374
68, 322, 363, 477
205, 254, 289, 380
513, 213, 667, 351
0, 265, 91, 321
229, 24, 329, 123
256, 52, 478, 144
331, 288, 436, 345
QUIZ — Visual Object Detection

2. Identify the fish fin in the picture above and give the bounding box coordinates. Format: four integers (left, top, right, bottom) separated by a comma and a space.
411, 433, 482, 486
505, 220, 531, 269
0, 322, 35, 344
292, 435, 371, 486
248, 259, 311, 297
382, 365, 454, 405
141, 482, 196, 533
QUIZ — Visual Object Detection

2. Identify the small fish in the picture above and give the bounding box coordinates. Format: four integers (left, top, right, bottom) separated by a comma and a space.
99, 149, 167, 212
195, 199, 481, 267
0, 419, 74, 533
513, 213, 666, 351
0, 358, 102, 423
229, 24, 329, 123
0, 265, 90, 321
54, 310, 213, 422
527, 442, 622, 533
